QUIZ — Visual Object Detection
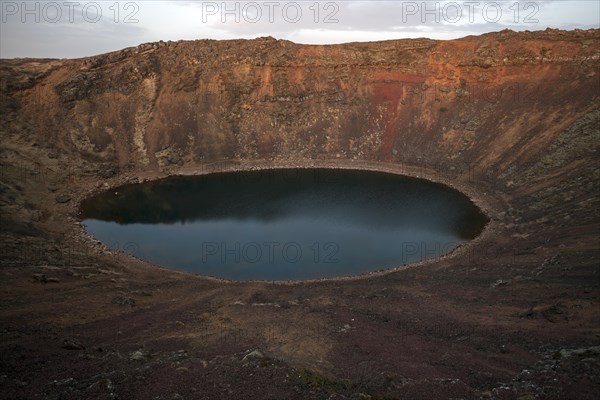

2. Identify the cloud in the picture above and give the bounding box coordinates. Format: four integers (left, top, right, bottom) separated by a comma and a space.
1, 0, 598, 58
1, 1, 149, 58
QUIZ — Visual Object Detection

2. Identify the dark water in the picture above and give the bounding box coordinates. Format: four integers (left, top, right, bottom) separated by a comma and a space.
80, 169, 488, 280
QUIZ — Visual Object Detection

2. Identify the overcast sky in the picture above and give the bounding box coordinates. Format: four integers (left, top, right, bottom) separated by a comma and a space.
1, 0, 598, 58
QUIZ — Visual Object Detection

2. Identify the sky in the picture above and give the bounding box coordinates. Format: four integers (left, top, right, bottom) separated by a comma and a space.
1, 0, 599, 58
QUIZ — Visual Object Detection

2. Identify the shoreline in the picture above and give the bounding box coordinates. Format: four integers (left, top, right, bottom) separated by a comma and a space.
70, 159, 503, 286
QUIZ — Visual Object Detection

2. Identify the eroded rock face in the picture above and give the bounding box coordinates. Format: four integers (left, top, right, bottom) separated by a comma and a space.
2, 30, 598, 170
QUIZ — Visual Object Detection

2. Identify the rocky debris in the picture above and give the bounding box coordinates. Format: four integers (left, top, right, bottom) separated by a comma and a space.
111, 296, 136, 307
55, 194, 71, 204
242, 350, 267, 364
62, 339, 85, 350
243, 349, 265, 360
131, 289, 152, 296
360, 288, 388, 299
519, 303, 569, 322
98, 164, 119, 179
129, 349, 148, 361
174, 321, 185, 328
486, 345, 600, 398
543, 255, 562, 267
32, 273, 47, 283
52, 377, 76, 386
98, 268, 122, 276
32, 273, 59, 283
541, 304, 566, 323
251, 302, 281, 308
14, 379, 27, 388
350, 394, 372, 400
167, 154, 183, 166
490, 279, 509, 288
55, 71, 98, 102
555, 346, 600, 359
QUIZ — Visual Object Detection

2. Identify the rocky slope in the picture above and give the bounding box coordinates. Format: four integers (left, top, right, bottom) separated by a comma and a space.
0, 28, 599, 399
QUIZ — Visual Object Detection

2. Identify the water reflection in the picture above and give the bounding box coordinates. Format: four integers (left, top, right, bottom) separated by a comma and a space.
81, 169, 488, 280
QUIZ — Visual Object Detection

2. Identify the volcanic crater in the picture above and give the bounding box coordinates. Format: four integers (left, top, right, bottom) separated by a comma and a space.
1, 28, 599, 399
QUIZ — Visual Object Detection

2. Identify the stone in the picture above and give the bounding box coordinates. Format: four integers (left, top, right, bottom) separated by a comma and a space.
111, 296, 136, 307
242, 350, 265, 362
55, 194, 71, 204
62, 339, 85, 350
129, 350, 147, 361
490, 279, 509, 288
